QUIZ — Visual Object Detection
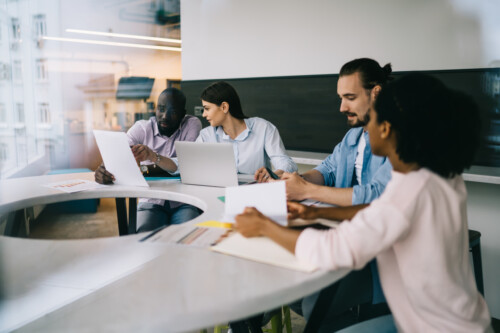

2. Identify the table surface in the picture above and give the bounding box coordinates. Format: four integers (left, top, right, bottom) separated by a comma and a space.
287, 150, 500, 185
0, 173, 348, 332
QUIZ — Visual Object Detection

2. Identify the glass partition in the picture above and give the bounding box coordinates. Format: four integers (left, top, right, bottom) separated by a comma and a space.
0, 0, 181, 178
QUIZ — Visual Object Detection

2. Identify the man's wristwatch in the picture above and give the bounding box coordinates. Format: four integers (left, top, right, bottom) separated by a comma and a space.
140, 165, 149, 174
154, 152, 161, 168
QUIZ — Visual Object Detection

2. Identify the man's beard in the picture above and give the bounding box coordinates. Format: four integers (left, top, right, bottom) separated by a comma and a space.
345, 109, 370, 128
158, 124, 175, 137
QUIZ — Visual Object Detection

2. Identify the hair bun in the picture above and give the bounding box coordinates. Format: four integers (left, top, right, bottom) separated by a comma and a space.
382, 63, 393, 80
382, 63, 392, 75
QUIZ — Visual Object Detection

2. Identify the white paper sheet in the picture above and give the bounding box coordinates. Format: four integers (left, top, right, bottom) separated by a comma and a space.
224, 181, 288, 225
93, 130, 149, 187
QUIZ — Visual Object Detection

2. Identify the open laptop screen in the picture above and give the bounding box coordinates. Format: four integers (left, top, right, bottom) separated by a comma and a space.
175, 141, 241, 187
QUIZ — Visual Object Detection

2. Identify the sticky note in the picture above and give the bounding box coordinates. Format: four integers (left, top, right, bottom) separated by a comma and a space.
196, 220, 233, 229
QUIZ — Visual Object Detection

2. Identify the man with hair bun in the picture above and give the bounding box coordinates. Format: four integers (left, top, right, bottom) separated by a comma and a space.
283, 58, 393, 206
281, 58, 394, 330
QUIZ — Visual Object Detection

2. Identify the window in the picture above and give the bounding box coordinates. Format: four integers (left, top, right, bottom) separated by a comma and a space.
0, 103, 6, 123
16, 103, 24, 123
33, 14, 46, 48
16, 142, 27, 165
11, 17, 20, 42
13, 60, 22, 83
33, 14, 46, 39
36, 58, 48, 82
38, 103, 50, 123
0, 143, 7, 163
0, 63, 10, 81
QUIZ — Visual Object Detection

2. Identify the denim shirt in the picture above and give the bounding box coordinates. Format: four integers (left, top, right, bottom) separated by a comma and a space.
315, 127, 392, 304
315, 127, 392, 205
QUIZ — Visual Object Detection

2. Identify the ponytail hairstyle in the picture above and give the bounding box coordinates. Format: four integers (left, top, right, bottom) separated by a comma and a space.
339, 58, 393, 89
200, 81, 247, 119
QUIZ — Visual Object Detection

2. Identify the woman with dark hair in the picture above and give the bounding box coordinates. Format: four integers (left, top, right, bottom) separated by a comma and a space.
234, 74, 491, 332
196, 81, 297, 180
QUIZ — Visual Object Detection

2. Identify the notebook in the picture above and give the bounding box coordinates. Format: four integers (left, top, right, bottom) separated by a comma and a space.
175, 141, 254, 187
211, 232, 318, 272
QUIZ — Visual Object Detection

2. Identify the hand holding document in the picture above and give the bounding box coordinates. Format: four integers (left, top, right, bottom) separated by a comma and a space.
93, 130, 149, 187
223, 181, 288, 225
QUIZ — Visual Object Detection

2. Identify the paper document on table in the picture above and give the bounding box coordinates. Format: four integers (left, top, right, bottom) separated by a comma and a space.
93, 130, 149, 187
43, 179, 107, 193
223, 181, 288, 225
146, 224, 228, 247
211, 233, 317, 272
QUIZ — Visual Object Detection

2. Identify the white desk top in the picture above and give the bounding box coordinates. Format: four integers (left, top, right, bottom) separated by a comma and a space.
0, 173, 348, 332
287, 150, 500, 185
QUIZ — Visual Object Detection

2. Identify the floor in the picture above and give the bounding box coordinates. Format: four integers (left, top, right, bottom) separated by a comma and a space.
28, 198, 308, 332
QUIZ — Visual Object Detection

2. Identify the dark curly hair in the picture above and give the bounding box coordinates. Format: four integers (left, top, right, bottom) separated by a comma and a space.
200, 81, 247, 119
374, 73, 480, 178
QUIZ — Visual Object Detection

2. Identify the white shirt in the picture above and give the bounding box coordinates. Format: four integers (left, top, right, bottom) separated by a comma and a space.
354, 131, 366, 185
296, 169, 491, 332
175, 117, 297, 174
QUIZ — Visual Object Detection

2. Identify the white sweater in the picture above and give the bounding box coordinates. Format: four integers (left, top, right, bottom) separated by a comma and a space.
296, 169, 491, 332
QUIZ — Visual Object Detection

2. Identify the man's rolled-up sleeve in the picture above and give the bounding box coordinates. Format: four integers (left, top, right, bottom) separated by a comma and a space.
352, 159, 392, 205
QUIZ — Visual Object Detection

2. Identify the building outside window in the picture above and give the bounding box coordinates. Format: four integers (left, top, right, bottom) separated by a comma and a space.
11, 17, 20, 42
16, 103, 24, 123
35, 58, 48, 82
13, 60, 22, 83
38, 103, 50, 124
0, 103, 6, 123
0, 143, 7, 163
33, 14, 46, 48
33, 14, 46, 38
0, 63, 10, 81
16, 142, 27, 165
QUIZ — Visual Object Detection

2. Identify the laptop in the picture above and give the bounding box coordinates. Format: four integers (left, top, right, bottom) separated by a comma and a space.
175, 141, 255, 187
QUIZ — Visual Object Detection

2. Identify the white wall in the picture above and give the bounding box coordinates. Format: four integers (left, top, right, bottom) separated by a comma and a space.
181, 0, 500, 80
181, 0, 500, 318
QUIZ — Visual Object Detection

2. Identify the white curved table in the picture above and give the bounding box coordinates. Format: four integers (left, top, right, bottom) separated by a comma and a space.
0, 173, 348, 332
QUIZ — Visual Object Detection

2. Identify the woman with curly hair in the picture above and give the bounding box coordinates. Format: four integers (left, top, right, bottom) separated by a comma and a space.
234, 73, 492, 332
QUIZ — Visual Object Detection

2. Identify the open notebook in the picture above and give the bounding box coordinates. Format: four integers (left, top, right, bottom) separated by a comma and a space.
211, 233, 318, 273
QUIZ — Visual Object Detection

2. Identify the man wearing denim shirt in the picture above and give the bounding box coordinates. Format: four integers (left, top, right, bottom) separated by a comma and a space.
282, 58, 393, 331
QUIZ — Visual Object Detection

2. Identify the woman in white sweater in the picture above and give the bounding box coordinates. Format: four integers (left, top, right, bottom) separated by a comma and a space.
234, 73, 492, 332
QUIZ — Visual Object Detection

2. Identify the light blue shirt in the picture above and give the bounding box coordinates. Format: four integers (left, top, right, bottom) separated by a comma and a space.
315, 127, 392, 304
195, 117, 297, 174
315, 127, 392, 205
